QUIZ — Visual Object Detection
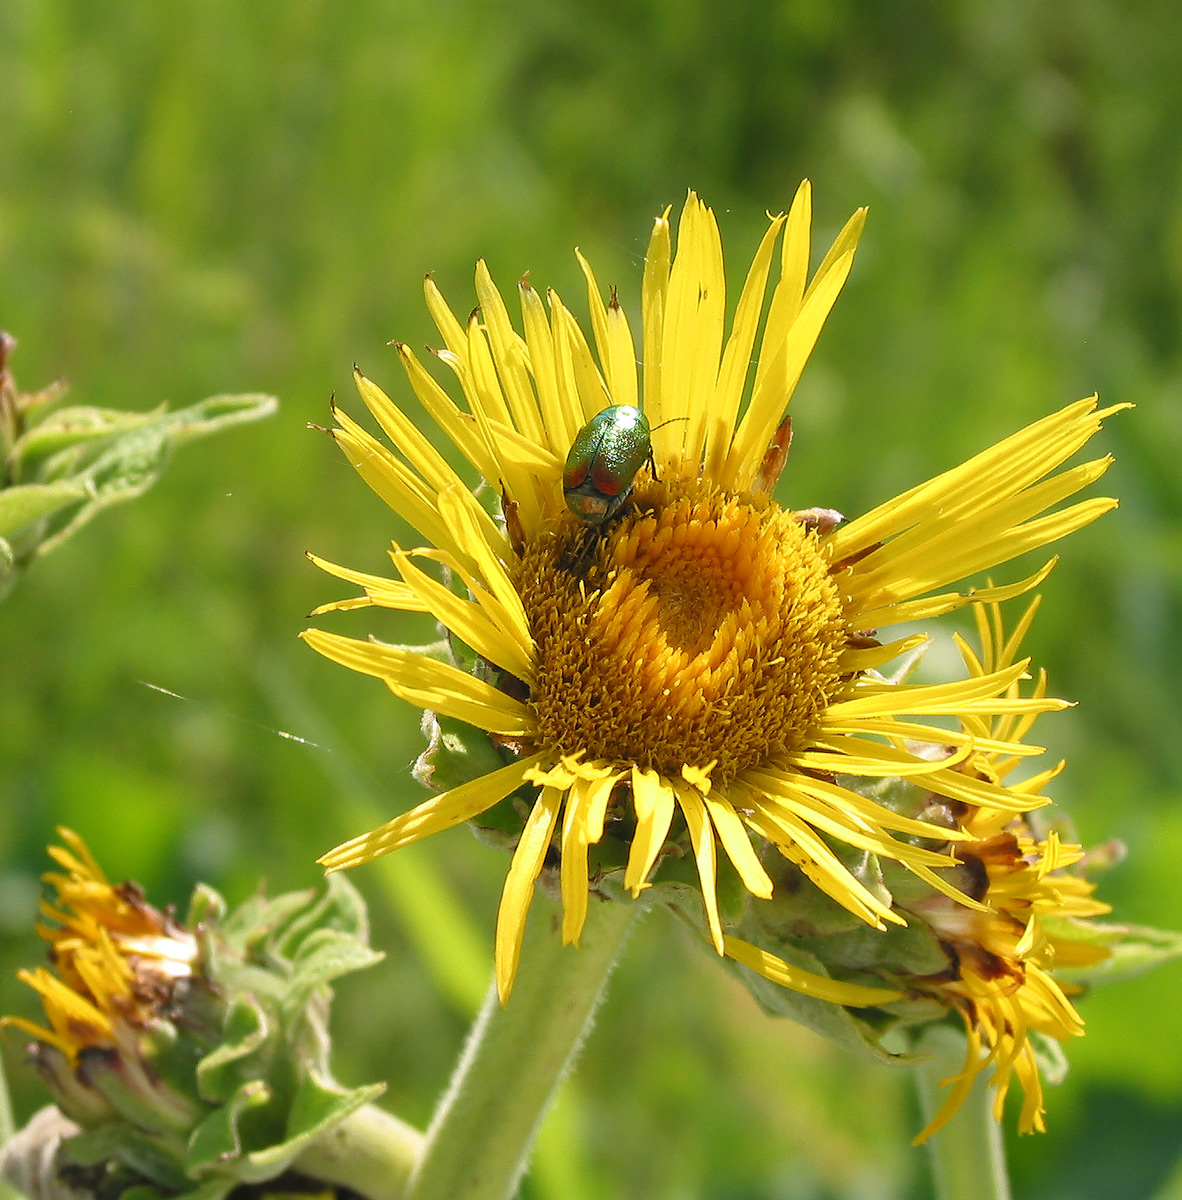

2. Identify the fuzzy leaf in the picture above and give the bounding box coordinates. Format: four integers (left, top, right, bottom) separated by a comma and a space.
284, 929, 384, 1019
63, 1126, 189, 1191
195, 995, 270, 1105
1048, 918, 1182, 986
0, 481, 87, 538
269, 874, 373, 963
185, 1081, 271, 1175
718, 930, 918, 1066
234, 1075, 385, 1183
417, 712, 510, 794
11, 405, 165, 474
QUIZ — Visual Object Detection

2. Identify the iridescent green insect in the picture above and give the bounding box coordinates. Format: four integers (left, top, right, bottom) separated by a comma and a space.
562, 405, 657, 524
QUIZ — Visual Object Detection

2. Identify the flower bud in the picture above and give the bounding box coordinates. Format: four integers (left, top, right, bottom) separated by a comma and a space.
2, 831, 390, 1200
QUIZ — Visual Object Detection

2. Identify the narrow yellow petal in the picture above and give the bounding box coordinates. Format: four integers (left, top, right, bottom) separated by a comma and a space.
829, 396, 1124, 565
353, 369, 470, 501
550, 292, 611, 424
641, 206, 673, 429
560, 777, 591, 945
724, 936, 904, 1007
435, 486, 533, 651
423, 275, 468, 356
319, 754, 545, 870
677, 782, 723, 953
299, 628, 532, 736
604, 295, 639, 412
575, 249, 612, 389
704, 213, 787, 481
495, 787, 563, 1002
394, 343, 500, 483
748, 182, 812, 412
827, 662, 1039, 719
852, 558, 1058, 630
662, 194, 725, 467
725, 248, 857, 490
703, 792, 774, 899
475, 260, 546, 445
583, 770, 622, 844
764, 771, 974, 843
804, 205, 868, 304
331, 410, 458, 559
912, 1022, 984, 1144
307, 553, 429, 613
624, 768, 675, 896
392, 549, 534, 684
745, 806, 901, 929
519, 280, 581, 455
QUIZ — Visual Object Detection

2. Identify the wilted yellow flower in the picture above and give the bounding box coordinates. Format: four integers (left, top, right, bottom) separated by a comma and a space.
303, 184, 1122, 1000
906, 598, 1111, 1141
3, 828, 197, 1064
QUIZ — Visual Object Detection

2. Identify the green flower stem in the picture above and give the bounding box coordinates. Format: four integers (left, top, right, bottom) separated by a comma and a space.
293, 1103, 424, 1200
914, 1025, 1012, 1200
402, 892, 640, 1200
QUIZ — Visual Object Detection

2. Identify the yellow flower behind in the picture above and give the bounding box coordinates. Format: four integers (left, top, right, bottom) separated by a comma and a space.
303, 184, 1123, 1000
2, 828, 197, 1063
726, 597, 1114, 1140
905, 598, 1111, 1141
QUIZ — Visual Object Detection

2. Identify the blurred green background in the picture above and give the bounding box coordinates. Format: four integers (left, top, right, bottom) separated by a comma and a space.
2, 2, 1181, 1197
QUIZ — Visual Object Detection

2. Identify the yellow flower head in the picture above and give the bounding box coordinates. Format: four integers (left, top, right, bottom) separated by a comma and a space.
3, 829, 197, 1062
303, 185, 1123, 1000
904, 598, 1111, 1142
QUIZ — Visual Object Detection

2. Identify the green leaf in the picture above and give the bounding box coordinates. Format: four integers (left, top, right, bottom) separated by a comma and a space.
233, 1075, 384, 1183
716, 930, 918, 1066
269, 873, 373, 962
10, 404, 165, 475
0, 536, 14, 604
64, 1125, 190, 1191
417, 712, 510, 794
185, 1080, 271, 1175
186, 883, 228, 931
196, 995, 271, 1105
199, 1074, 383, 1186
1048, 918, 1182, 986
282, 929, 384, 1024
0, 481, 87, 539
154, 393, 278, 450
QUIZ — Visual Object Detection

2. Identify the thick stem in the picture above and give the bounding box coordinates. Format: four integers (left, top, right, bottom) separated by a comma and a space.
402, 893, 639, 1200
293, 1103, 424, 1200
914, 1026, 1012, 1200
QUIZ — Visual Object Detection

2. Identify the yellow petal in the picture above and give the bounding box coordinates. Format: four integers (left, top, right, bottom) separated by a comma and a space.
724, 935, 904, 1007
307, 553, 429, 614
519, 280, 582, 455
394, 342, 498, 481
319, 754, 545, 870
560, 777, 592, 945
495, 787, 563, 1002
299, 628, 532, 736
475, 260, 546, 445
677, 782, 723, 953
703, 792, 773, 899
704, 213, 786, 482
624, 768, 675, 896
641, 206, 673, 431
391, 549, 534, 684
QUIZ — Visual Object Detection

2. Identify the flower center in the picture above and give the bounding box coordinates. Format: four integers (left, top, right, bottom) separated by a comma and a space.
516, 477, 849, 782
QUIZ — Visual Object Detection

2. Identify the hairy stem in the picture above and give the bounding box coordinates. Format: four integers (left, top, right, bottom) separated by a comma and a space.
402, 893, 639, 1200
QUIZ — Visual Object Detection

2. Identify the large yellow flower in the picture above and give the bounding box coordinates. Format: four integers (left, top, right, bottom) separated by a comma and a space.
303, 184, 1122, 1000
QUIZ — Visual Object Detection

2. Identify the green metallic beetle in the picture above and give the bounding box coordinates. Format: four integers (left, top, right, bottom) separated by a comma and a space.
562, 404, 657, 524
